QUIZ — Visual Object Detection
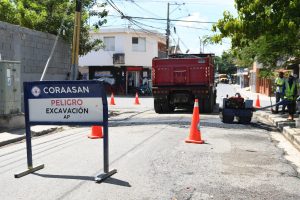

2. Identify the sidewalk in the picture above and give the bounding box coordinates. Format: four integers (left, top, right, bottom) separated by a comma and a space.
0, 125, 64, 147
234, 85, 300, 151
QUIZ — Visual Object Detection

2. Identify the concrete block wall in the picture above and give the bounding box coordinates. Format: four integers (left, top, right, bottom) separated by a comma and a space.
0, 21, 71, 111
0, 21, 71, 82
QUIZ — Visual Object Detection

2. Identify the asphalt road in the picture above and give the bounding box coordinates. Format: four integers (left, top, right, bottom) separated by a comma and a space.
0, 84, 299, 200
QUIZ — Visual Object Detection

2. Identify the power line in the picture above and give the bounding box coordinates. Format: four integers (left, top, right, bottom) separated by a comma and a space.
108, 14, 213, 31
130, 1, 162, 18
113, 0, 231, 5
121, 15, 217, 23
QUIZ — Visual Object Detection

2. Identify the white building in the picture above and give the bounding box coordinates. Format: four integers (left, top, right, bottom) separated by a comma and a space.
79, 28, 166, 95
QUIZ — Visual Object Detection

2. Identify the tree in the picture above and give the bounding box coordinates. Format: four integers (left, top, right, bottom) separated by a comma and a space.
212, 0, 300, 68
0, 0, 108, 55
215, 51, 237, 75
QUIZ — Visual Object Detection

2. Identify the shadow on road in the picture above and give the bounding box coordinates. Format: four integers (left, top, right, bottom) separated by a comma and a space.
32, 172, 131, 187
33, 172, 94, 181
101, 177, 131, 187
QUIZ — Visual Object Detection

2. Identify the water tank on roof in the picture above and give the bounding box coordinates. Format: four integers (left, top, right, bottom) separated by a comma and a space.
0, 60, 21, 115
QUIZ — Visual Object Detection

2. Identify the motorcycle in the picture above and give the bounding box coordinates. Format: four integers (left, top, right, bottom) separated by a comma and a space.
138, 84, 152, 96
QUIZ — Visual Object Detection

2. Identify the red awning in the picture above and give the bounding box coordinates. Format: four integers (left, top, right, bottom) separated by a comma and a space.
127, 67, 142, 71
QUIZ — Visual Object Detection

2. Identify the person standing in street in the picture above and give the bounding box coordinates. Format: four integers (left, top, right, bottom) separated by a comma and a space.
293, 74, 300, 114
273, 71, 285, 114
283, 75, 298, 121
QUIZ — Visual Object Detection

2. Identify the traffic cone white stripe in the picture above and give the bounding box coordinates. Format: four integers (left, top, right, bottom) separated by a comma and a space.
194, 101, 199, 107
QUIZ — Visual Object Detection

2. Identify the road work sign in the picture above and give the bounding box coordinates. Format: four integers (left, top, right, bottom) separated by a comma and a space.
15, 81, 116, 183
27, 81, 104, 123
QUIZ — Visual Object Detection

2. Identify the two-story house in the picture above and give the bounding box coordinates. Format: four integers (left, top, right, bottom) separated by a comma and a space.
79, 28, 166, 95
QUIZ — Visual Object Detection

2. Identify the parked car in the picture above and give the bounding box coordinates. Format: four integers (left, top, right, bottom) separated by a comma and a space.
218, 74, 229, 83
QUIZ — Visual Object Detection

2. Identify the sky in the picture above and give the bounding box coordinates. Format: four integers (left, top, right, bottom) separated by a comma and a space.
92, 0, 237, 56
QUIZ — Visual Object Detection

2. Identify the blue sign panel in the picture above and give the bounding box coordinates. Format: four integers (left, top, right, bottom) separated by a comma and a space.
16, 81, 116, 181
23, 81, 108, 126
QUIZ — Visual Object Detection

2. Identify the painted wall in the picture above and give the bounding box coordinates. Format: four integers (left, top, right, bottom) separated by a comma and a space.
79, 29, 162, 68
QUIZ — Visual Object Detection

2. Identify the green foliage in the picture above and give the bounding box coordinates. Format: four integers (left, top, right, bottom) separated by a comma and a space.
212, 0, 300, 69
0, 0, 18, 24
0, 0, 108, 55
258, 68, 274, 79
215, 51, 237, 75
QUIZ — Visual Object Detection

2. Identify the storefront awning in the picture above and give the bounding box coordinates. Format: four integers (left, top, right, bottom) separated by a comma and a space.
127, 67, 143, 71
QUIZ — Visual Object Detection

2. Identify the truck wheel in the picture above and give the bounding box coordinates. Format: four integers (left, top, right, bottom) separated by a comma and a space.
154, 99, 162, 113
169, 104, 175, 112
203, 96, 214, 113
237, 117, 252, 124
161, 101, 171, 113
222, 115, 234, 123
198, 100, 204, 113
214, 91, 217, 105
209, 96, 214, 112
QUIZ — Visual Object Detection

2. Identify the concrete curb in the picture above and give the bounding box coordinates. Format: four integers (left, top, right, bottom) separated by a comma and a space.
234, 86, 300, 151
0, 135, 26, 147
31, 126, 63, 137
0, 126, 62, 147
255, 112, 300, 151
283, 127, 300, 152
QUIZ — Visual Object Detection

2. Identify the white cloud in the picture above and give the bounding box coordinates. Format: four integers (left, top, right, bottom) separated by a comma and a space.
176, 12, 210, 29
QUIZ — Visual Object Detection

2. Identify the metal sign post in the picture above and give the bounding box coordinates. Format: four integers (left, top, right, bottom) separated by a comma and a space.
14, 80, 117, 182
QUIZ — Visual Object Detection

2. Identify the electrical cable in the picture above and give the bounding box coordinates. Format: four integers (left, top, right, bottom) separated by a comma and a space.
40, 0, 73, 81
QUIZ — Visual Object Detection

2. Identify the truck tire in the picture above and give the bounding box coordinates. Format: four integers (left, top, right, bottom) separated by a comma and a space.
203, 93, 214, 113
168, 104, 175, 112
198, 100, 204, 113
161, 101, 171, 113
237, 117, 252, 124
222, 115, 234, 123
154, 99, 163, 113
214, 90, 217, 105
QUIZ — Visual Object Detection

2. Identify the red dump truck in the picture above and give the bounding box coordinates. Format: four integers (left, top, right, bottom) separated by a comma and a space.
152, 54, 216, 113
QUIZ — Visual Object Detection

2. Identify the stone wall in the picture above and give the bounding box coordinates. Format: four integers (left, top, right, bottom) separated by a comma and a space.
0, 21, 71, 82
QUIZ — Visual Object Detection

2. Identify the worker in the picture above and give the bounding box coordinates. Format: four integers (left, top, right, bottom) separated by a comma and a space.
273, 71, 285, 114
283, 75, 298, 121
294, 74, 300, 114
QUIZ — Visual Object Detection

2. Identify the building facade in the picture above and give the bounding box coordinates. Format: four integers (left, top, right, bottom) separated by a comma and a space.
79, 28, 166, 95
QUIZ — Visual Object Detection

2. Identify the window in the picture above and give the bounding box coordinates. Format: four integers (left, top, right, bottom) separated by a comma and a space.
132, 37, 146, 52
132, 37, 138, 44
104, 37, 115, 51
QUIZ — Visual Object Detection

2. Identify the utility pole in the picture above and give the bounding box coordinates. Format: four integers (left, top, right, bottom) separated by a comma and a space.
166, 3, 185, 57
71, 0, 82, 80
166, 3, 170, 57
199, 37, 202, 53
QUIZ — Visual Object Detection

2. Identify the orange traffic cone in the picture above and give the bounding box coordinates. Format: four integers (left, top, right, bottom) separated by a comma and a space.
255, 95, 261, 108
110, 93, 116, 105
134, 92, 140, 105
88, 126, 103, 139
185, 99, 204, 144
